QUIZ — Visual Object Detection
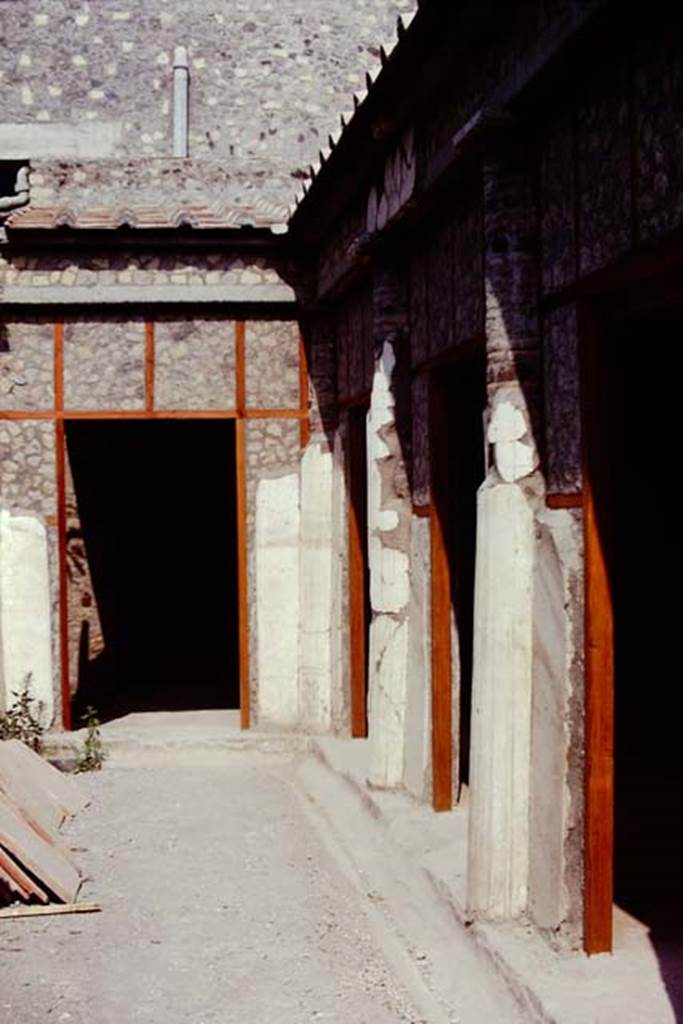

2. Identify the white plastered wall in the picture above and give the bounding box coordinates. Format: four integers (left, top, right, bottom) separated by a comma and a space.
0, 506, 54, 727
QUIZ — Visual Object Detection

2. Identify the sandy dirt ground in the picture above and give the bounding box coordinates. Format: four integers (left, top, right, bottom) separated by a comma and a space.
0, 749, 523, 1024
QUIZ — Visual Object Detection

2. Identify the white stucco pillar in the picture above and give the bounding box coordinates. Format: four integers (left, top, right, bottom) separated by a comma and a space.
298, 440, 337, 732
467, 389, 539, 919
0, 507, 54, 727
367, 341, 411, 788
254, 472, 300, 727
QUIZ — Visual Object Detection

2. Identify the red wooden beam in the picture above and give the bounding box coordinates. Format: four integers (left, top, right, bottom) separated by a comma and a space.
580, 304, 614, 954
235, 417, 250, 731
145, 320, 155, 413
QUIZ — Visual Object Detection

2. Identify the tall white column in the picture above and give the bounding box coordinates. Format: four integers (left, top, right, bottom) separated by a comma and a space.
0, 507, 54, 728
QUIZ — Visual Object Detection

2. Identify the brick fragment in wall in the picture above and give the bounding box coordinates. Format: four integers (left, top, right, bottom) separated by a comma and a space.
0, 419, 56, 519
0, 319, 54, 412
540, 114, 577, 295
543, 304, 582, 495
0, 1, 417, 206
409, 242, 429, 368
452, 194, 484, 345
577, 61, 632, 278
63, 317, 145, 410
411, 373, 430, 507
427, 221, 454, 357
635, 24, 683, 243
154, 316, 236, 410
245, 321, 300, 410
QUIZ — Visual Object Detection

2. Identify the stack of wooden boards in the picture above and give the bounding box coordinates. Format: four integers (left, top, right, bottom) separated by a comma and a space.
0, 739, 87, 906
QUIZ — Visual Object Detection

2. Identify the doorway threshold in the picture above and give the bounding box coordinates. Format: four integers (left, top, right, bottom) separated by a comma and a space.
42, 709, 310, 763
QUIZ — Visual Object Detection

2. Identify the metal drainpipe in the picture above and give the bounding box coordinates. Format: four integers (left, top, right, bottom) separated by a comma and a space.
173, 46, 190, 157
0, 166, 30, 212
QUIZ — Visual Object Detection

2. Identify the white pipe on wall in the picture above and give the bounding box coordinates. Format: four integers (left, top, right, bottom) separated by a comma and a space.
173, 46, 189, 158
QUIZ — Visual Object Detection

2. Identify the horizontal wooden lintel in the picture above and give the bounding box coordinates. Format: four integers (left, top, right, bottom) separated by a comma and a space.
546, 492, 583, 509
0, 408, 306, 422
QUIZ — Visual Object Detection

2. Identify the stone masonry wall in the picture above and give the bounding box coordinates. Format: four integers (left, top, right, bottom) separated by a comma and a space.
0, 0, 417, 207
0, 305, 304, 724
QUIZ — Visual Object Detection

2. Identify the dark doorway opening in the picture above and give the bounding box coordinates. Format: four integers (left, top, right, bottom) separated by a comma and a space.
595, 315, 683, 933
430, 352, 486, 809
348, 405, 371, 738
66, 419, 239, 724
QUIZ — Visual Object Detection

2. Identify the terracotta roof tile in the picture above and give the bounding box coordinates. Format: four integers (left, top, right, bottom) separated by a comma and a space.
6, 199, 290, 232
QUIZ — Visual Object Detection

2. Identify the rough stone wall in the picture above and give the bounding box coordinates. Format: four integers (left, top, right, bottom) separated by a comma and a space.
0, 249, 292, 301
0, 0, 417, 207
155, 316, 237, 410
0, 419, 56, 520
245, 321, 299, 409
0, 318, 54, 411
64, 317, 146, 410
0, 305, 304, 726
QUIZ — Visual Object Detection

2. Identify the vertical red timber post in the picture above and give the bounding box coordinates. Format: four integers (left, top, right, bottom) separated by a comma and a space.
429, 375, 452, 812
54, 320, 71, 730
580, 304, 614, 954
348, 407, 369, 738
145, 320, 155, 413
235, 321, 250, 729
299, 329, 311, 450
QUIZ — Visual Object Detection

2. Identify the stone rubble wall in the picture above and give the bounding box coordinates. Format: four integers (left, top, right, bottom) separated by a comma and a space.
0, 250, 289, 295
0, 302, 305, 727
0, 0, 417, 208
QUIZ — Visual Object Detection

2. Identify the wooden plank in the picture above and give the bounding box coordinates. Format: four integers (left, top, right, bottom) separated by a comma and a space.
429, 377, 452, 812
0, 411, 55, 420
236, 321, 246, 415
0, 741, 87, 820
56, 417, 71, 731
546, 492, 583, 509
0, 794, 81, 904
0, 408, 307, 422
0, 744, 65, 837
583, 475, 614, 953
299, 331, 311, 449
579, 304, 614, 954
0, 860, 29, 902
347, 407, 369, 739
235, 418, 250, 730
0, 845, 49, 904
145, 319, 155, 412
54, 320, 64, 413
62, 410, 238, 420
243, 409, 307, 420
430, 500, 452, 812
0, 902, 100, 919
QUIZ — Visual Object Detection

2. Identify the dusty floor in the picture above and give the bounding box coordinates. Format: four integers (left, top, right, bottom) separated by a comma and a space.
0, 748, 523, 1024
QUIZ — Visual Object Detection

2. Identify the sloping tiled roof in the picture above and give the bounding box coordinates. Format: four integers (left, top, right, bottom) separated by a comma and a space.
5, 199, 290, 232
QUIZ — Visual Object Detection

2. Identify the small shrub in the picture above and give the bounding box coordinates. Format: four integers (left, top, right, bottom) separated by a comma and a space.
74, 706, 106, 773
0, 675, 45, 751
